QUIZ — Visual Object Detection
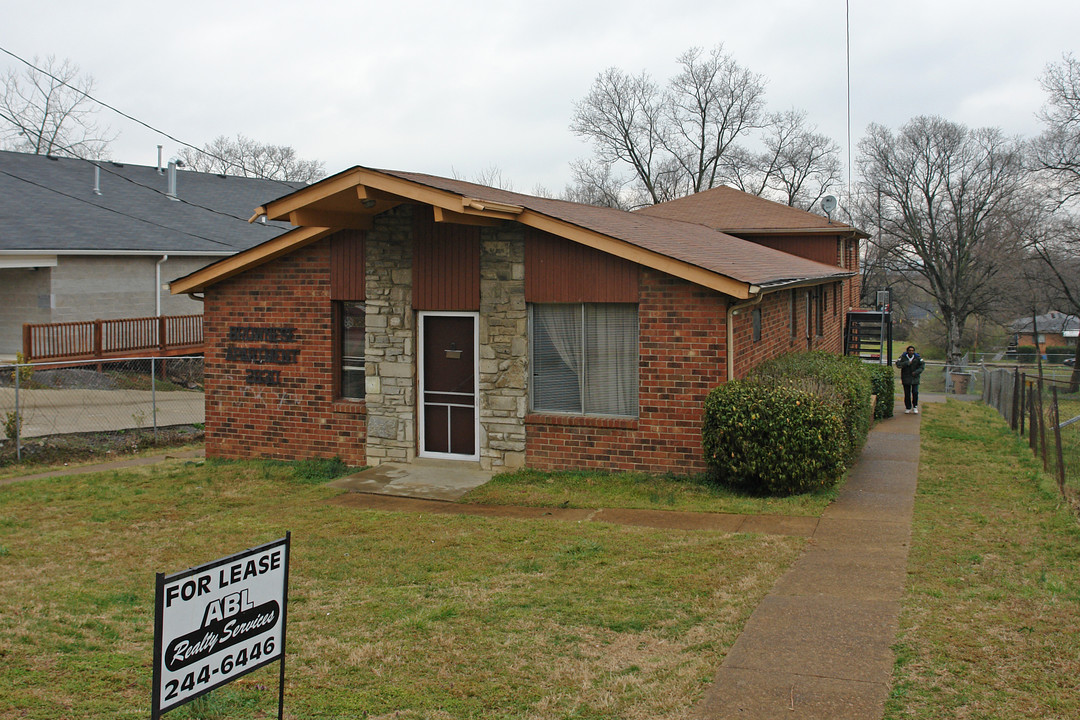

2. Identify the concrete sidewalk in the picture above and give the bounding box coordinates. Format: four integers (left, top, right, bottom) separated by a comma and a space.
691, 410, 921, 719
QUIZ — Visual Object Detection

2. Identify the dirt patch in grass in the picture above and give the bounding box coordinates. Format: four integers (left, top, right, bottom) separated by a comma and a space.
0, 425, 204, 478
886, 401, 1080, 719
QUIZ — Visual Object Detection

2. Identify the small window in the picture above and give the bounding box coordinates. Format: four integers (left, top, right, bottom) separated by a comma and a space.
790, 289, 798, 339
530, 303, 638, 417
340, 301, 365, 400
816, 288, 825, 336
752, 308, 762, 342
805, 291, 812, 339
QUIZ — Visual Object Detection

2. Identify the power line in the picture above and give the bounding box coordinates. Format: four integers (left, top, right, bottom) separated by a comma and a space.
0, 109, 295, 229
0, 167, 252, 250
0, 44, 300, 190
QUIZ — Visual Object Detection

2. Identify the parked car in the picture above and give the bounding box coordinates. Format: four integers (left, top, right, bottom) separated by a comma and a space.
1065, 357, 1076, 367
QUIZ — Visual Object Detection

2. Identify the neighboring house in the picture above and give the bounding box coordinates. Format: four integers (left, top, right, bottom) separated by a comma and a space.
171, 166, 866, 475
0, 149, 301, 358
1011, 311, 1079, 352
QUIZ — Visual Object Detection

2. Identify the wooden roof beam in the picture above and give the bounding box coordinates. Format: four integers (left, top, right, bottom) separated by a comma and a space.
263, 169, 364, 221
432, 207, 503, 227
170, 226, 335, 294
289, 210, 373, 230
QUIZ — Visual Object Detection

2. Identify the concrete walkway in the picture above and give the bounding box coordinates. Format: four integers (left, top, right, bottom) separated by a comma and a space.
691, 409, 921, 719
328, 458, 494, 501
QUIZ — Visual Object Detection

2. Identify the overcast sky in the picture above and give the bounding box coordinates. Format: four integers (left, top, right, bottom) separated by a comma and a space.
3, 0, 1078, 201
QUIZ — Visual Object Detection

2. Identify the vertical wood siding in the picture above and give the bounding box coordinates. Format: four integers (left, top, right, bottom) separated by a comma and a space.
524, 229, 639, 303
412, 210, 481, 310
329, 229, 366, 301
741, 234, 840, 266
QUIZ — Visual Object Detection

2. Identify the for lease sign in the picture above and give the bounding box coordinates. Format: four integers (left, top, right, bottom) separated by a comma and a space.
152, 536, 289, 717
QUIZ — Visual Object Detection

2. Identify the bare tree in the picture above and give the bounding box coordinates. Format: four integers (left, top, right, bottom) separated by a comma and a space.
561, 158, 637, 209
1032, 53, 1080, 208
452, 164, 515, 191
858, 116, 1028, 365
1029, 53, 1080, 388
178, 134, 325, 183
570, 45, 766, 207
724, 109, 843, 209
0, 56, 114, 158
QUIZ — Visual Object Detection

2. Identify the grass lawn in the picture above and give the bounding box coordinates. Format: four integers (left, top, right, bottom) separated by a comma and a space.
886, 401, 1080, 719
460, 468, 838, 517
0, 458, 804, 719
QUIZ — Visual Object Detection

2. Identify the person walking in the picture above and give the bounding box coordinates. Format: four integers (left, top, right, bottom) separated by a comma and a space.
896, 345, 925, 414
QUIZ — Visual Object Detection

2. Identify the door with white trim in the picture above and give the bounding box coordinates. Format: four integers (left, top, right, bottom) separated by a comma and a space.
418, 312, 479, 460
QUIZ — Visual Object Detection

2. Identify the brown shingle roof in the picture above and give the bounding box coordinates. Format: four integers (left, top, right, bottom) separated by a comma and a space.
379, 170, 851, 288
634, 184, 865, 235
174, 166, 855, 296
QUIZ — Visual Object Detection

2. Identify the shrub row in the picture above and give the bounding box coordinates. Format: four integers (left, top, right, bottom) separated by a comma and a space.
867, 364, 895, 419
702, 351, 876, 496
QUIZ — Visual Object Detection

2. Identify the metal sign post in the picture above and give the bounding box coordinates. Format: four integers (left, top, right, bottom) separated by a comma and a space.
152, 533, 290, 719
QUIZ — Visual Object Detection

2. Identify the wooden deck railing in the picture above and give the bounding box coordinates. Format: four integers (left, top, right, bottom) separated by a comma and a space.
22, 314, 203, 362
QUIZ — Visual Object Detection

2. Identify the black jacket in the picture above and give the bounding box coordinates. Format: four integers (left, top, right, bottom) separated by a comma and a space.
896, 352, 925, 385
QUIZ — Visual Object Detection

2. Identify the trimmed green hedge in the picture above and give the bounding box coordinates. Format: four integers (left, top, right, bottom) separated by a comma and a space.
868, 364, 895, 419
747, 351, 872, 461
702, 381, 847, 495
1046, 345, 1077, 363
1010, 345, 1039, 363
702, 351, 875, 496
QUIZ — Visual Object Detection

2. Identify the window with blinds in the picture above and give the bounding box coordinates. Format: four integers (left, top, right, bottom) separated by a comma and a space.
530, 303, 638, 417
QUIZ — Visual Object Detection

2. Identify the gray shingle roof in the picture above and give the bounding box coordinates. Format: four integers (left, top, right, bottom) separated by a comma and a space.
0, 150, 301, 254
1012, 312, 1079, 334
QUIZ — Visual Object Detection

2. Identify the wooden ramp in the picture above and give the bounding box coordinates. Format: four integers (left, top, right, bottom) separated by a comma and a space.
22, 314, 203, 362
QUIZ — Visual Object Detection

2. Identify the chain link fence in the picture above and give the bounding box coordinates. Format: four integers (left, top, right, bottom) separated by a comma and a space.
983, 366, 1080, 499
1, 356, 204, 462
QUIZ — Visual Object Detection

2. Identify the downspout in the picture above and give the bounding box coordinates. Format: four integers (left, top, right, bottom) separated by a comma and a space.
155, 254, 169, 316
726, 287, 764, 382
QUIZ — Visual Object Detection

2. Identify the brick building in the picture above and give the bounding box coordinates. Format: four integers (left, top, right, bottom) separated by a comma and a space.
171, 167, 864, 475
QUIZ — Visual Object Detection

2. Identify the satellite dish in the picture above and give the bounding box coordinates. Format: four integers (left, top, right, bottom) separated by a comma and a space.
821, 195, 838, 217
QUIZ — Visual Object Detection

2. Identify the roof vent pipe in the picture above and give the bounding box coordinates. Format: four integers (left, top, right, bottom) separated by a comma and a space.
166, 159, 183, 200
93, 165, 102, 196
157, 145, 163, 174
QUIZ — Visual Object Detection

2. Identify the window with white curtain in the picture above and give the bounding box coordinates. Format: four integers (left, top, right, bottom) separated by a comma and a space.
530, 303, 638, 417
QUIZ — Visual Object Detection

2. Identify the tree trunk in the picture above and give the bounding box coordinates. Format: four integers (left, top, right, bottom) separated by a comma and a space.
944, 311, 965, 366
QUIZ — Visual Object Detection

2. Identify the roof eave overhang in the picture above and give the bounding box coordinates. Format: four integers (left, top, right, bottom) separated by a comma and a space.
0, 249, 237, 257
722, 226, 869, 239
199, 166, 764, 300
756, 271, 857, 293
170, 225, 335, 295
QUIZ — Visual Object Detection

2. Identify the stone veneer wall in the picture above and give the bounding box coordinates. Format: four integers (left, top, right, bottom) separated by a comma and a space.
478, 228, 527, 471
362, 210, 529, 470
363, 207, 416, 465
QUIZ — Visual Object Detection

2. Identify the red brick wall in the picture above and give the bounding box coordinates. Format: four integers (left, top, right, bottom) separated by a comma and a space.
203, 240, 366, 465
526, 273, 846, 476
526, 269, 727, 475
